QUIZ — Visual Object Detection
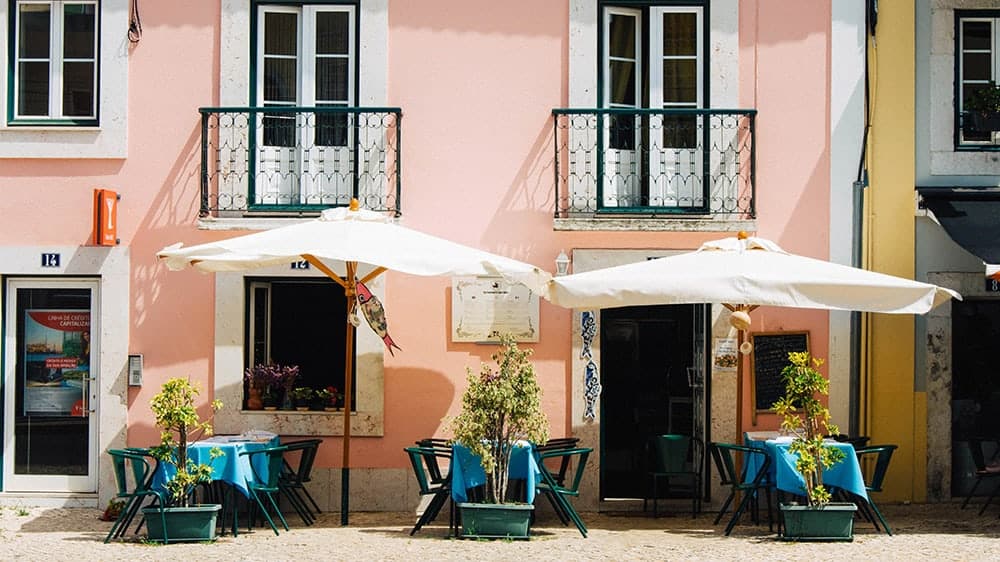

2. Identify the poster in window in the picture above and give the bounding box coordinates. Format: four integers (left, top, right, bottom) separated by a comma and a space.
713, 337, 738, 373
23, 310, 90, 416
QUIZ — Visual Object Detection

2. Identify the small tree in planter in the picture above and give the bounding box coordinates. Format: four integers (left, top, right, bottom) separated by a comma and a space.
771, 352, 856, 540
449, 334, 549, 538
145, 378, 224, 542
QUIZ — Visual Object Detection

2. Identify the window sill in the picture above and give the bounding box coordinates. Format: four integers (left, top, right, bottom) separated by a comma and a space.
554, 217, 756, 232
216, 407, 382, 437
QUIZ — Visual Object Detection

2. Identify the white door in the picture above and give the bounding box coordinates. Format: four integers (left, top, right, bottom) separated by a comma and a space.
3, 279, 99, 492
256, 5, 355, 207
602, 6, 704, 210
649, 7, 704, 209
603, 7, 642, 208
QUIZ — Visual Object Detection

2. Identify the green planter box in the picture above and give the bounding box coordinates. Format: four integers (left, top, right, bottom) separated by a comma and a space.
142, 504, 222, 543
458, 502, 534, 539
780, 502, 857, 542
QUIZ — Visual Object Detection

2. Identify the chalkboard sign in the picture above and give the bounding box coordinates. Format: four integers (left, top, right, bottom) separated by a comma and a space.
750, 331, 810, 412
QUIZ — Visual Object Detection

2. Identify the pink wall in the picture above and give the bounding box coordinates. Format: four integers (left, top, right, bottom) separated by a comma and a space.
738, 0, 832, 432
0, 1, 840, 471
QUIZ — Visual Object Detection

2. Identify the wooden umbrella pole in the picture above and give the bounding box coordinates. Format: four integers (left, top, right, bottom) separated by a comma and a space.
736, 328, 744, 442
341, 261, 358, 526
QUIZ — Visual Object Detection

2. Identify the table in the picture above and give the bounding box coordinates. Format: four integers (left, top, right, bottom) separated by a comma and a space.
450, 442, 541, 503
744, 434, 868, 501
151, 433, 279, 498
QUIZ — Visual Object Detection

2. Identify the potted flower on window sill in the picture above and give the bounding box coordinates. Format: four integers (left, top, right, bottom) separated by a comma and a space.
771, 352, 857, 541
291, 387, 314, 411
449, 334, 549, 539
964, 81, 1000, 133
144, 377, 224, 543
315, 387, 338, 411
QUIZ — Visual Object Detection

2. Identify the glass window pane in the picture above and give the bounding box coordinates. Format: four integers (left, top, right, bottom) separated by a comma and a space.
609, 114, 636, 151
662, 60, 697, 103
316, 11, 349, 55
661, 114, 698, 149
263, 114, 296, 147
63, 61, 94, 116
63, 4, 96, 59
316, 58, 348, 103
19, 4, 51, 59
18, 61, 50, 116
608, 14, 636, 59
963, 20, 992, 51
264, 12, 298, 56
264, 58, 297, 103
316, 109, 348, 147
662, 12, 697, 57
610, 61, 636, 106
964, 52, 993, 82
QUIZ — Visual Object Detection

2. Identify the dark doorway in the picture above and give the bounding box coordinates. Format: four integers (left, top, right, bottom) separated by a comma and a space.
952, 299, 1000, 498
600, 304, 701, 500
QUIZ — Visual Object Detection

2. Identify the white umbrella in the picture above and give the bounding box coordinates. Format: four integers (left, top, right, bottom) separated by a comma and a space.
543, 234, 960, 441
545, 235, 959, 313
157, 201, 550, 524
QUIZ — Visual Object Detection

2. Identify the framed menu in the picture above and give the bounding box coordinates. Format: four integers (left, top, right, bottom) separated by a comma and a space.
451, 276, 539, 343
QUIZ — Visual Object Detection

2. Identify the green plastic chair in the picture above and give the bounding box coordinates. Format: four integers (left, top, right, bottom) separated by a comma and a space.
709, 442, 772, 536
404, 445, 454, 535
961, 438, 1000, 515
278, 439, 322, 525
535, 446, 592, 538
105, 449, 168, 543
239, 445, 290, 536
854, 444, 898, 535
644, 435, 703, 518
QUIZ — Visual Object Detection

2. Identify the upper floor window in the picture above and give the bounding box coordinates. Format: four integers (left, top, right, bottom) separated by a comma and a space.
957, 12, 1000, 148
601, 3, 706, 210
10, 0, 98, 125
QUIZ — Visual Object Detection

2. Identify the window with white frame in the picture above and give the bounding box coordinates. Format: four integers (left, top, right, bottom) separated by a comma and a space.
957, 12, 1000, 147
600, 3, 705, 208
10, 0, 98, 124
253, 2, 357, 206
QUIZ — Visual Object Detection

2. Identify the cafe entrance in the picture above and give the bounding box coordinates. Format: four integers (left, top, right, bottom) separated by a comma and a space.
599, 303, 708, 500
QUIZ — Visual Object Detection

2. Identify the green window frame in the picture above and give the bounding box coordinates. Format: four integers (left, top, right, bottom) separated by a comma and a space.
8, 0, 99, 125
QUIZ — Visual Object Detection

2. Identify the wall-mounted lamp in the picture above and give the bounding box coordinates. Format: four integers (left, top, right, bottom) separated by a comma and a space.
555, 250, 570, 276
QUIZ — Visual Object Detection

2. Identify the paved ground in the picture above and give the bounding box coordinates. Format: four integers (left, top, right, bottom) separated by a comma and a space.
2, 502, 999, 561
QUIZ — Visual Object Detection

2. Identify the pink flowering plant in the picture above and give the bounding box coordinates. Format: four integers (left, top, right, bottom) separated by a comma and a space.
244, 363, 299, 401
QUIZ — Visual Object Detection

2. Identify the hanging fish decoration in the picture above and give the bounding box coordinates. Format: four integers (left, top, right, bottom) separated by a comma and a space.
356, 281, 402, 356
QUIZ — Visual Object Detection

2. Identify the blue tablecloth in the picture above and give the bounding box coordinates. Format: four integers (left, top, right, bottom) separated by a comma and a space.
151, 435, 279, 498
450, 442, 541, 503
744, 436, 869, 501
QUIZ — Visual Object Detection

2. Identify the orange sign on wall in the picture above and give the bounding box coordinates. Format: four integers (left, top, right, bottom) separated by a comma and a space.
93, 189, 119, 246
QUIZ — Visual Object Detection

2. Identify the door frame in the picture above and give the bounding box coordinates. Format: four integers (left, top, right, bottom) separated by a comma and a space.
3, 277, 100, 492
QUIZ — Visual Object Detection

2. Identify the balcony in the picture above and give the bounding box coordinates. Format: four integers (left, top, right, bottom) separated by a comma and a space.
551, 108, 756, 230
199, 107, 402, 219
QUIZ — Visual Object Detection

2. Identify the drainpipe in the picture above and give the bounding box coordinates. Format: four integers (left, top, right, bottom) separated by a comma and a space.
850, 173, 867, 437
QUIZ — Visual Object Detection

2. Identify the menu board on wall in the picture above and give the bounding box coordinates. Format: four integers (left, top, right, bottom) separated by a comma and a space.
23, 310, 90, 416
451, 276, 539, 343
750, 331, 810, 413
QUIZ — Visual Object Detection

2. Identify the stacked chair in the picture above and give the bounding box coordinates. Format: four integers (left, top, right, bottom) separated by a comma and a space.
239, 446, 291, 536
105, 449, 167, 543
709, 442, 773, 536
535, 438, 591, 538
853, 444, 898, 534
404, 438, 454, 535
961, 438, 1000, 515
278, 439, 323, 525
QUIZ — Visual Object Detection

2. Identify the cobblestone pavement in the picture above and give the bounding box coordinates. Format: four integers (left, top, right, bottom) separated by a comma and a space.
1, 502, 999, 561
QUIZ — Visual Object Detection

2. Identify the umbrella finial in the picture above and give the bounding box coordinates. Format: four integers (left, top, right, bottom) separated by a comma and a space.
349, 198, 360, 211
737, 230, 749, 240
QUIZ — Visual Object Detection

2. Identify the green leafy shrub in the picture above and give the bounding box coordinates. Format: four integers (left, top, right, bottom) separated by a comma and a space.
771, 352, 845, 506
149, 378, 222, 507
450, 334, 549, 504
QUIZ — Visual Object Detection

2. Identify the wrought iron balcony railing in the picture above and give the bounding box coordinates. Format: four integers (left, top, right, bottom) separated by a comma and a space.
199, 106, 402, 217
552, 108, 756, 219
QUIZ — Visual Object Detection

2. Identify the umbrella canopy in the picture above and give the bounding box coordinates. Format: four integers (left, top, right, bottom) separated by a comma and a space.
157, 202, 550, 525
545, 235, 959, 313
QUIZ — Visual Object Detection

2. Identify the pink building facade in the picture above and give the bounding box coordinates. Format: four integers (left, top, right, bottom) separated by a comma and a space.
0, 0, 864, 512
